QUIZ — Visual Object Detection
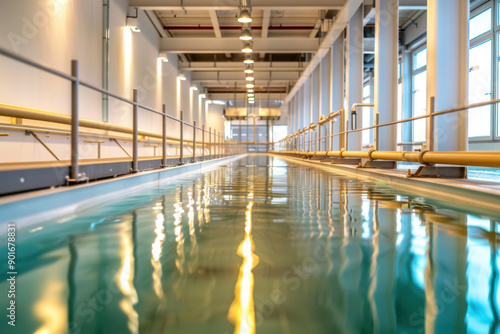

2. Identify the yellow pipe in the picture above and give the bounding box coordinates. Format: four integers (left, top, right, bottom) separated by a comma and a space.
0, 103, 198, 144
272, 150, 500, 168
341, 150, 369, 159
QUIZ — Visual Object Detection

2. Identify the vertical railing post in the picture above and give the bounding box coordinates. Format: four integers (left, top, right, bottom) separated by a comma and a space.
179, 110, 184, 165
192, 120, 196, 163
209, 126, 212, 158
132, 88, 139, 173
202, 124, 205, 161
374, 112, 380, 151
330, 120, 334, 151
428, 96, 435, 151
162, 104, 167, 167
318, 123, 321, 151
70, 60, 80, 181
218, 131, 221, 158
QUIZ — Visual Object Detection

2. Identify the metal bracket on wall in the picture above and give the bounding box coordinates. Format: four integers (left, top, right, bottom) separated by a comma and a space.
84, 140, 105, 159
407, 166, 467, 179
25, 130, 61, 161
112, 138, 132, 157
332, 158, 362, 165
362, 160, 397, 169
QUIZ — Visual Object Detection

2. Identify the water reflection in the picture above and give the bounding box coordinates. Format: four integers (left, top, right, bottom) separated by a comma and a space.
1, 155, 499, 334
228, 192, 259, 334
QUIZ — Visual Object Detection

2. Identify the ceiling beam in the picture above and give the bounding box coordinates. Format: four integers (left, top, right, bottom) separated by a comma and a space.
130, 0, 425, 10
208, 10, 232, 58
160, 38, 319, 53
260, 9, 271, 58
192, 72, 299, 81
130, 0, 345, 11
285, 0, 364, 103
180, 61, 305, 72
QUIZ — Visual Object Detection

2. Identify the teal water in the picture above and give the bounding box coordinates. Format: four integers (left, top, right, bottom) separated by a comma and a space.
0, 154, 499, 334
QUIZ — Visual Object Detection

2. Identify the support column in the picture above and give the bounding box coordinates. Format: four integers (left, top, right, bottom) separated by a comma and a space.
311, 66, 320, 124
346, 5, 363, 151
331, 34, 345, 150
374, 0, 399, 151
427, 1, 469, 151
320, 51, 330, 150
402, 48, 413, 145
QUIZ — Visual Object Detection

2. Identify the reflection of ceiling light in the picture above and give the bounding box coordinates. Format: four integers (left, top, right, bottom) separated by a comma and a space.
239, 28, 252, 41
242, 42, 253, 53
238, 9, 252, 23
246, 83, 255, 88
212, 100, 226, 105
244, 65, 254, 74
248, 100, 255, 104
248, 93, 255, 97
247, 89, 254, 93
177, 73, 186, 80
127, 17, 140, 32
243, 54, 254, 64
245, 74, 254, 81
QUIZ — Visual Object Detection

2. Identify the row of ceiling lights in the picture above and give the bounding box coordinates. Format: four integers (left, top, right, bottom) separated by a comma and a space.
238, 1, 255, 104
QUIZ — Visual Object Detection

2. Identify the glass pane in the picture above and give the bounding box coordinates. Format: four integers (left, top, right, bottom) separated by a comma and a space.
469, 39, 492, 137
470, 8, 492, 40
363, 84, 370, 99
273, 125, 287, 142
413, 71, 427, 142
397, 83, 403, 144
413, 48, 427, 70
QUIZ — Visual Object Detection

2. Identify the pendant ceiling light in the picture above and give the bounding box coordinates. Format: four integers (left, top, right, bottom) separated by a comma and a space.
242, 42, 253, 53
243, 54, 254, 64
240, 28, 252, 40
238, 9, 252, 23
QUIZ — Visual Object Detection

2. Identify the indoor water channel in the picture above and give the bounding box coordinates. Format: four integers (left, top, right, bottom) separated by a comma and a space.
0, 154, 499, 334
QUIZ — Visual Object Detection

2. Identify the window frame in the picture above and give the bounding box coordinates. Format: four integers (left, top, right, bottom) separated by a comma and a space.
469, 1, 496, 142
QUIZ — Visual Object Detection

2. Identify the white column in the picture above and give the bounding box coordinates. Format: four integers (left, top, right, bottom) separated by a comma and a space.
311, 66, 320, 123
374, 0, 399, 151
427, 0, 469, 151
331, 34, 345, 150
320, 52, 330, 119
346, 5, 363, 151
303, 78, 311, 127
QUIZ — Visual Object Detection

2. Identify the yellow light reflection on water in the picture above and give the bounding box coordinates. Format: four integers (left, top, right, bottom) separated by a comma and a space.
116, 226, 138, 334
228, 192, 259, 334
152, 212, 166, 299
33, 281, 66, 334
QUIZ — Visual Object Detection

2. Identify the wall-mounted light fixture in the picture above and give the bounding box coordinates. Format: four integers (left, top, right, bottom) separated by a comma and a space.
158, 52, 168, 62
199, 93, 207, 98
127, 8, 140, 32
177, 73, 186, 80
190, 85, 198, 91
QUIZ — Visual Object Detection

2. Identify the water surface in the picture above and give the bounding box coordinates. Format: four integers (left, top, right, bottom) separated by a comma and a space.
0, 154, 499, 334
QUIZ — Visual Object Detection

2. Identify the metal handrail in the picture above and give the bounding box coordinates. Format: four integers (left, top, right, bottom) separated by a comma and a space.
0, 46, 228, 179
276, 97, 500, 166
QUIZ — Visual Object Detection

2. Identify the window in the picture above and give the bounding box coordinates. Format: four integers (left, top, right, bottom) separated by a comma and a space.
470, 8, 492, 40
273, 125, 287, 142
413, 48, 427, 70
413, 71, 427, 142
362, 83, 371, 146
469, 39, 492, 137
412, 47, 427, 143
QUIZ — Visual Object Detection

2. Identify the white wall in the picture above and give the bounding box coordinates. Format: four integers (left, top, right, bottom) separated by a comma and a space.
0, 0, 223, 162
